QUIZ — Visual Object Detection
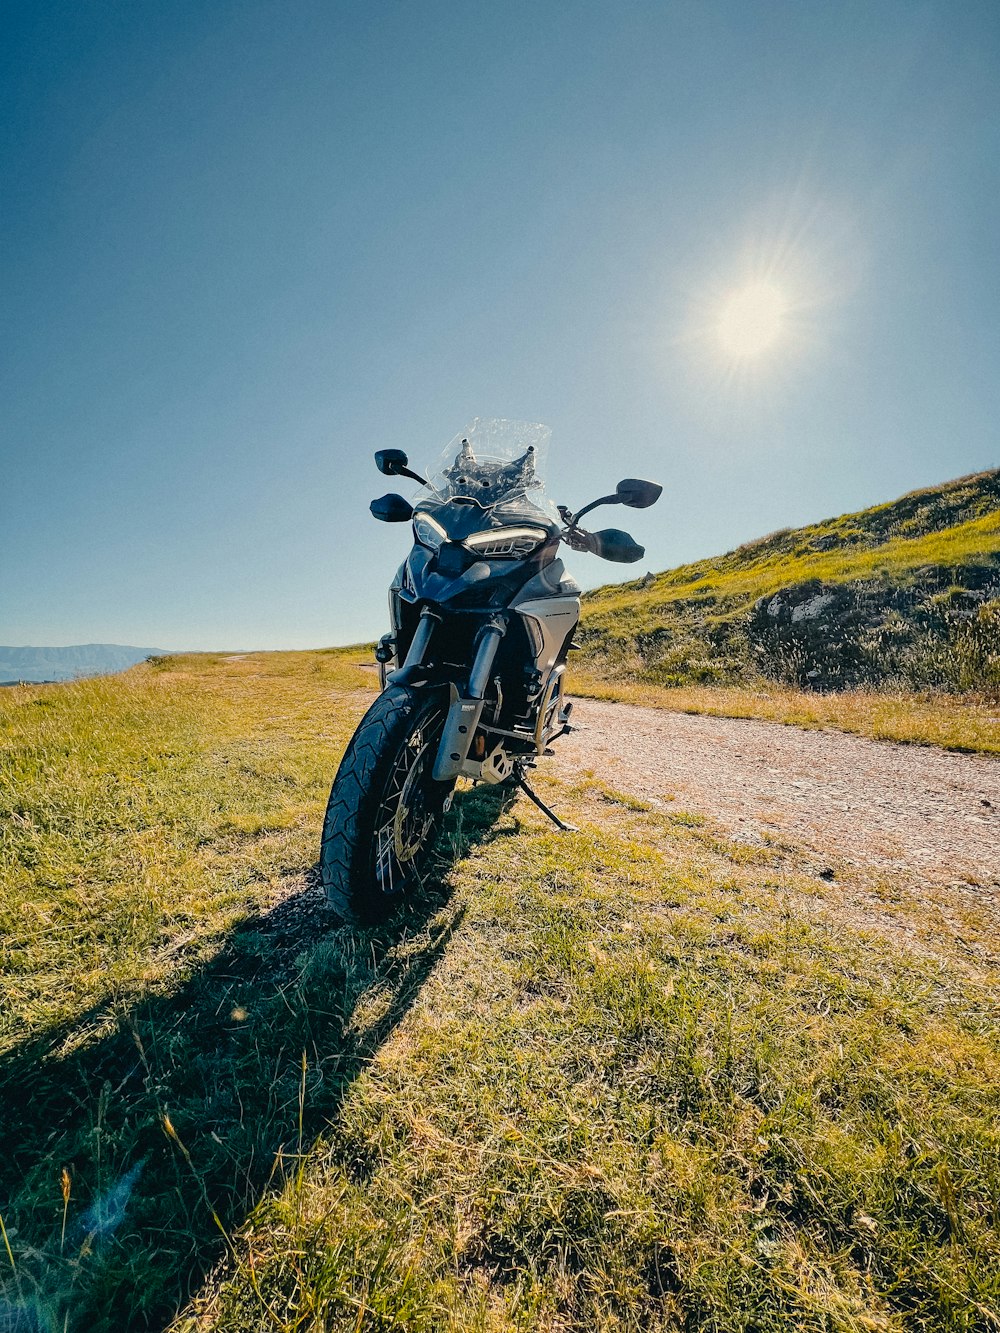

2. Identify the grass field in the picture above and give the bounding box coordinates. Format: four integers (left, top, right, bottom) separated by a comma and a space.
3, 653, 1000, 1331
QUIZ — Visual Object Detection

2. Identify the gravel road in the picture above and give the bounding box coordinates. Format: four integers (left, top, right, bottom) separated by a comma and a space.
556, 699, 1000, 887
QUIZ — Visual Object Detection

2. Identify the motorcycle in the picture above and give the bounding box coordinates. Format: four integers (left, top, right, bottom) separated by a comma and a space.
320, 419, 661, 921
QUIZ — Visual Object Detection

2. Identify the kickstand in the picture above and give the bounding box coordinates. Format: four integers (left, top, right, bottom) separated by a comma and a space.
515, 773, 579, 833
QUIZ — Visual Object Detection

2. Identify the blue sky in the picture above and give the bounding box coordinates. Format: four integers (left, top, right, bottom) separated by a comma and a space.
2, 0, 998, 650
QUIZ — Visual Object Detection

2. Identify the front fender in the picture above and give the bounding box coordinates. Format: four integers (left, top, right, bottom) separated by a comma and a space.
431, 689, 486, 782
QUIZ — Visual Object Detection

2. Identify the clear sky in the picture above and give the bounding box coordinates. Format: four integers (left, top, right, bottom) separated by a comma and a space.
2, 0, 998, 650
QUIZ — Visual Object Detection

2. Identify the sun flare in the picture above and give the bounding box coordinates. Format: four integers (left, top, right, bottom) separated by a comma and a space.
717, 281, 788, 358
675, 193, 864, 412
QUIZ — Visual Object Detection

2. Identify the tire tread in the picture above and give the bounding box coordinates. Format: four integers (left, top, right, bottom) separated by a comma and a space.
320, 685, 446, 922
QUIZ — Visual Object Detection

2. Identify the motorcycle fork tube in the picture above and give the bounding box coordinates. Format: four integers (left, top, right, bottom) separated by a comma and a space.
432, 616, 507, 782
387, 607, 440, 686
467, 617, 506, 699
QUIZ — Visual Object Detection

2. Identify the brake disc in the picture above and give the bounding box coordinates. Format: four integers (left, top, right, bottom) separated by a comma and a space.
393, 730, 436, 863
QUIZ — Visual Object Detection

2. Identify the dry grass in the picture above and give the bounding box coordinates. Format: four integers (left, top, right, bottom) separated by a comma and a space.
569, 669, 1000, 754
182, 775, 1000, 1332
4, 652, 1000, 1331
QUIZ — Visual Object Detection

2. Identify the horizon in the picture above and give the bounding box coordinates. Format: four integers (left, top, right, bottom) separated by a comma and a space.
7, 459, 997, 654
3, 1, 999, 650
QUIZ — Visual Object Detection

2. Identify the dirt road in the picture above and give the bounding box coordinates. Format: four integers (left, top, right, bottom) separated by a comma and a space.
556, 699, 1000, 887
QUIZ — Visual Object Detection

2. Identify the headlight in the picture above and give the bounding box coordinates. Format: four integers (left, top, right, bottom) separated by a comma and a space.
412, 512, 447, 549
464, 525, 548, 559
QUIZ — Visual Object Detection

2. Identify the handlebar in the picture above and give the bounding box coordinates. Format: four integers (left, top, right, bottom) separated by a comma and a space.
561, 525, 599, 554
557, 504, 596, 553
557, 506, 646, 563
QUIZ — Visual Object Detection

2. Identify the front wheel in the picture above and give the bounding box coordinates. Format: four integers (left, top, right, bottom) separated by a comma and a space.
320, 684, 452, 922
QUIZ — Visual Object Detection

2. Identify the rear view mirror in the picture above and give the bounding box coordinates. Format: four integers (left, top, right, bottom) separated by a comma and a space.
374, 449, 427, 486
591, 528, 645, 563
569, 476, 663, 527
370, 493, 414, 523
375, 449, 410, 476
615, 478, 662, 509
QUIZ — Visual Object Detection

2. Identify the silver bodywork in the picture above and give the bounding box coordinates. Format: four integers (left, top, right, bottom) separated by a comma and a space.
512, 596, 580, 674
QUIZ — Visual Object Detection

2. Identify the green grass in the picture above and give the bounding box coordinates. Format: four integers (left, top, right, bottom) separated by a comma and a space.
0, 649, 380, 1326
4, 652, 1000, 1331
585, 508, 1000, 623
1, 648, 370, 1048
184, 775, 1000, 1333
578, 468, 1000, 694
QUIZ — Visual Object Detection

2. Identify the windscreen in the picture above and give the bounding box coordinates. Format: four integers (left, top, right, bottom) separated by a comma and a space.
420, 418, 559, 522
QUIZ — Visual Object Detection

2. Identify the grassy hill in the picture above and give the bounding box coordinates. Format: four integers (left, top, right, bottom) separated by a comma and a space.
3, 652, 1000, 1331
579, 468, 1000, 694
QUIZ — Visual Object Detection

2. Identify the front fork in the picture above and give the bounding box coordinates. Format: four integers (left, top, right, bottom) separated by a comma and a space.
384, 607, 441, 689
383, 608, 559, 784
378, 607, 506, 781
431, 614, 507, 782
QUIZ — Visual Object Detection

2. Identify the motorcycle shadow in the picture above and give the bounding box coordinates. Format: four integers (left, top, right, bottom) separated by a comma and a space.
0, 783, 516, 1332
432, 775, 522, 871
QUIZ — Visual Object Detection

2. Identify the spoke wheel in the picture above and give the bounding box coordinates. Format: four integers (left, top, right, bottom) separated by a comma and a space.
320, 685, 451, 922
372, 708, 445, 895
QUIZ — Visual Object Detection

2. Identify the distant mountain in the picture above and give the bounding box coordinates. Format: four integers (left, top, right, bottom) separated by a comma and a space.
0, 644, 167, 684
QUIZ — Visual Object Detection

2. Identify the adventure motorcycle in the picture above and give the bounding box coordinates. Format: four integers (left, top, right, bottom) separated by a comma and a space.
320, 419, 661, 921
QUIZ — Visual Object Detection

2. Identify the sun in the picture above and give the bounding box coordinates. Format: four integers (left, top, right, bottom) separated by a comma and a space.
717, 281, 788, 358
674, 192, 865, 405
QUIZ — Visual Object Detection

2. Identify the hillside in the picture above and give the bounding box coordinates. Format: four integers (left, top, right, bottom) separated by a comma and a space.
3, 652, 1000, 1331
579, 468, 1000, 693
0, 643, 165, 684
